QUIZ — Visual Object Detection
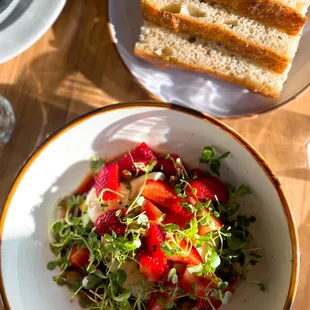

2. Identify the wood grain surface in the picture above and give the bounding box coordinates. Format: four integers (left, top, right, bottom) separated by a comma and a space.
0, 0, 309, 309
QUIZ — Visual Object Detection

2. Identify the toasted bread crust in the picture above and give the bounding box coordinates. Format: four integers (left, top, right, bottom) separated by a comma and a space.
203, 0, 307, 35
135, 47, 280, 98
141, 0, 290, 74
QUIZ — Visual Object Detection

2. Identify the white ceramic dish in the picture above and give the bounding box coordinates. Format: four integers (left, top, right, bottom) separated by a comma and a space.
0, 103, 298, 309
0, 0, 66, 63
108, 0, 310, 118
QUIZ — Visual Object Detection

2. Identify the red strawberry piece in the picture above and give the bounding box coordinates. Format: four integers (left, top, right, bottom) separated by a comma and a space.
163, 208, 193, 229
187, 180, 215, 202
179, 269, 215, 297
94, 209, 126, 235
146, 223, 165, 257
195, 284, 233, 309
117, 142, 158, 174
141, 180, 182, 212
198, 213, 223, 236
147, 292, 173, 310
139, 251, 169, 282
69, 244, 90, 269
95, 163, 120, 200
189, 168, 205, 179
141, 199, 164, 222
158, 154, 185, 177
195, 297, 221, 310
188, 197, 223, 234
167, 239, 203, 265
198, 176, 229, 203
147, 293, 165, 310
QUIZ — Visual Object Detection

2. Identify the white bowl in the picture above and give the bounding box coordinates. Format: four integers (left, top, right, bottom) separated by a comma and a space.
0, 102, 299, 310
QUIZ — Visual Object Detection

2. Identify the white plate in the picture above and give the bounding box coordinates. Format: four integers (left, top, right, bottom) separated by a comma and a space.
0, 0, 66, 63
0, 103, 298, 309
108, 0, 310, 118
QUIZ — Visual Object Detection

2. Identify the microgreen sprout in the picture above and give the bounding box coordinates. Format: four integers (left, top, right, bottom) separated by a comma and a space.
200, 146, 230, 176
47, 145, 263, 309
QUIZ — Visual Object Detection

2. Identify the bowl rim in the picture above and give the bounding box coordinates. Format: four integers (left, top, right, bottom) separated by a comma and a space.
0, 101, 299, 309
106, 0, 310, 121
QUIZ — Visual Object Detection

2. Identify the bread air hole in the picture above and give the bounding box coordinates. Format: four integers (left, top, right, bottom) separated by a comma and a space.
161, 3, 181, 13
188, 4, 206, 17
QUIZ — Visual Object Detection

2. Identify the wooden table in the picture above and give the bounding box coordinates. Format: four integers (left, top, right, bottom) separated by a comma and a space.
0, 0, 309, 309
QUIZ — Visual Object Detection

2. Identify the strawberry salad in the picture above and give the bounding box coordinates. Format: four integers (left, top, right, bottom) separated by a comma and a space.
48, 143, 263, 310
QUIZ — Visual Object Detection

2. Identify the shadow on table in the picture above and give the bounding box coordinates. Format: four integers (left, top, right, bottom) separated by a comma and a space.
18, 0, 148, 105
229, 107, 310, 181
0, 0, 150, 207
0, 83, 94, 209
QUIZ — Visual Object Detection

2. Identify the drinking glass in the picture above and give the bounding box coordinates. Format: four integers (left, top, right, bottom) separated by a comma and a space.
0, 95, 15, 145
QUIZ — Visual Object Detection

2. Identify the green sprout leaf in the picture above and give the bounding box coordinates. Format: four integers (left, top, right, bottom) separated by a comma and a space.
210, 253, 221, 268
168, 268, 176, 282
218, 281, 228, 291
120, 299, 133, 310
114, 290, 131, 302
82, 275, 102, 289
47, 261, 57, 271
227, 232, 248, 251
187, 264, 203, 275
222, 291, 233, 304
172, 274, 178, 284
164, 224, 180, 231
137, 213, 148, 226
183, 218, 198, 239
161, 242, 176, 257
200, 146, 230, 176
90, 155, 104, 174
236, 185, 251, 197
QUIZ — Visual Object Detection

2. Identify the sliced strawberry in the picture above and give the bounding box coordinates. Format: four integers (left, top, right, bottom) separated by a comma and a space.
179, 269, 215, 297
198, 214, 223, 236
195, 297, 221, 310
142, 180, 182, 212
147, 293, 165, 310
141, 199, 164, 222
139, 251, 169, 282
69, 244, 90, 269
117, 142, 158, 174
163, 208, 193, 229
198, 176, 229, 203
146, 223, 165, 257
158, 154, 185, 177
94, 209, 126, 235
95, 163, 120, 200
195, 284, 233, 309
189, 168, 205, 179
167, 239, 202, 265
147, 292, 172, 310
187, 180, 214, 202
188, 197, 223, 234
